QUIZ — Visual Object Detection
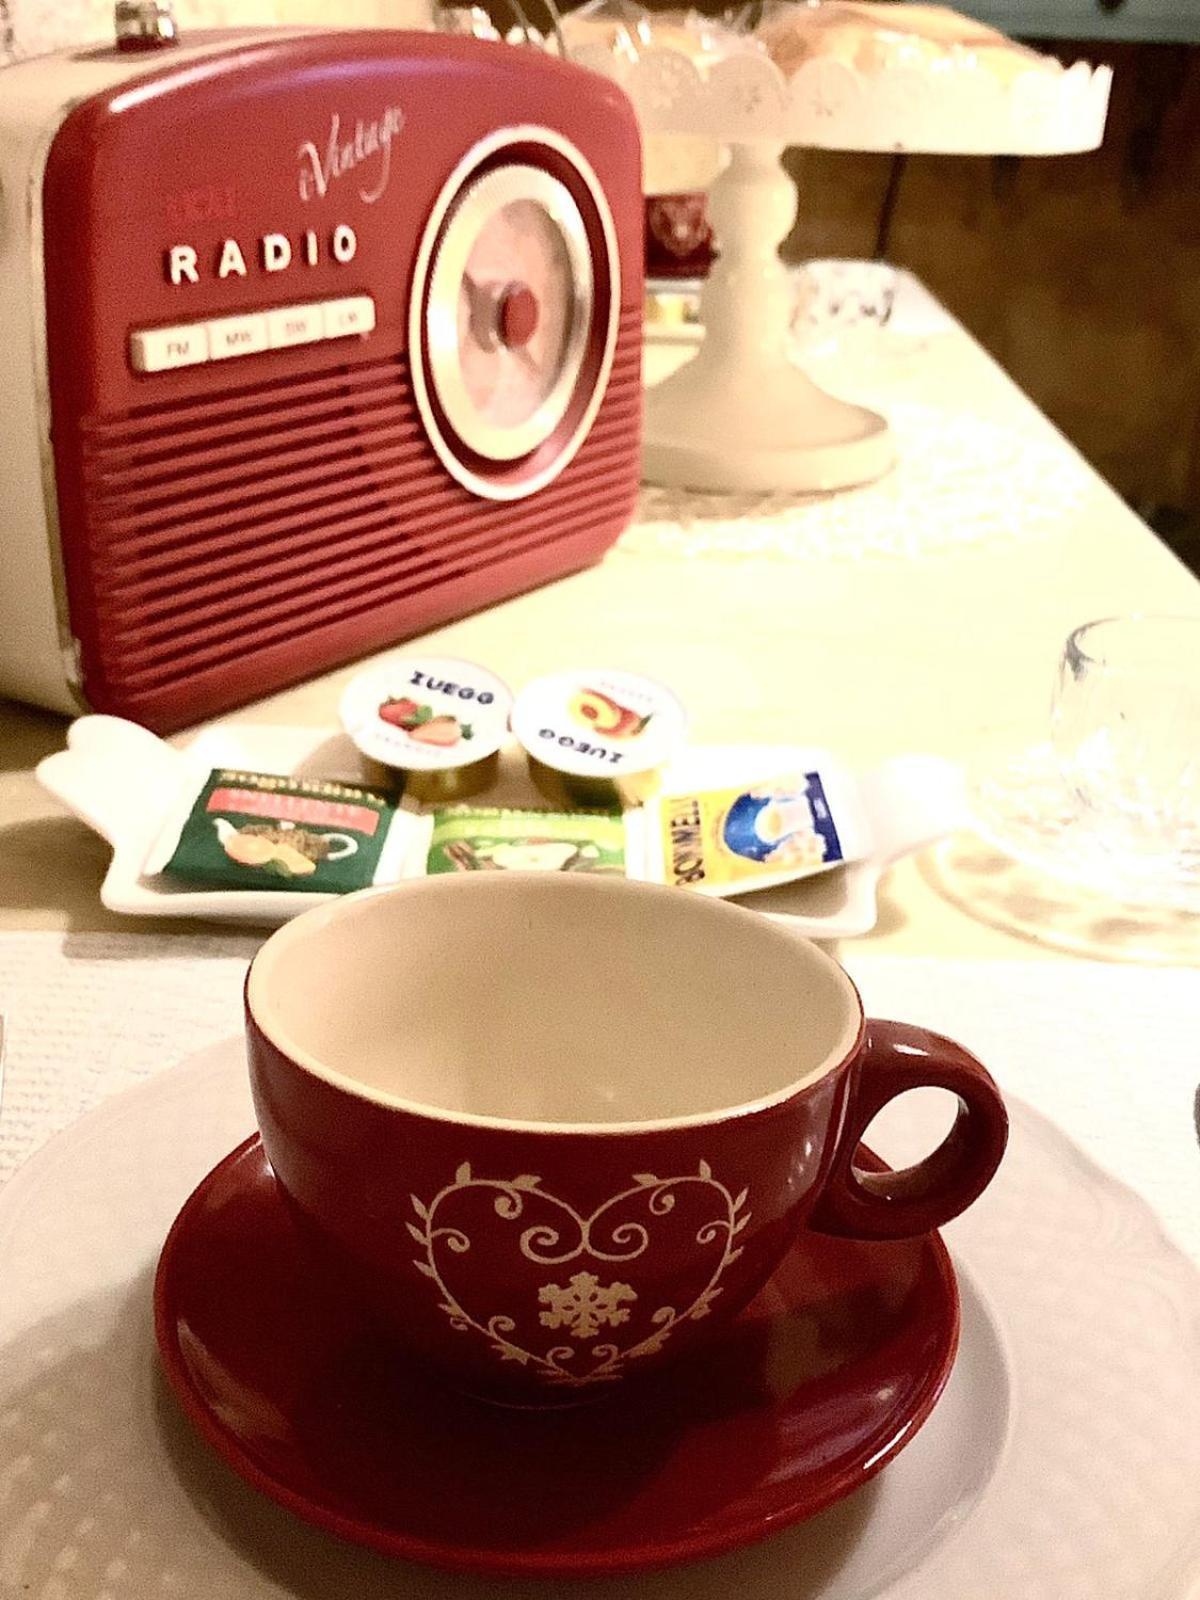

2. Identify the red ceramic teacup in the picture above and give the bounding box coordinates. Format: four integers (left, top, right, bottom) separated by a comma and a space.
246, 875, 1006, 1407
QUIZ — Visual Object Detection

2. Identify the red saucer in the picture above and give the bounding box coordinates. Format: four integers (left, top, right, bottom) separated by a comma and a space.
154, 1136, 959, 1579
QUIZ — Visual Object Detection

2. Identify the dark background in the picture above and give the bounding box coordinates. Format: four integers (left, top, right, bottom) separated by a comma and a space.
777, 36, 1200, 576
497, 0, 1200, 574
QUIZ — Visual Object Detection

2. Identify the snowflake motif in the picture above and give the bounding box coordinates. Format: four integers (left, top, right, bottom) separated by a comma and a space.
538, 1272, 638, 1340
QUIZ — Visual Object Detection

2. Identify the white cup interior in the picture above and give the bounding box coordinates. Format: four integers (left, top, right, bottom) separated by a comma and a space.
248, 875, 861, 1129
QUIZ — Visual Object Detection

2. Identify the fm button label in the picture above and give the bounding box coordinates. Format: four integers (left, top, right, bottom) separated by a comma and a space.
129, 324, 209, 372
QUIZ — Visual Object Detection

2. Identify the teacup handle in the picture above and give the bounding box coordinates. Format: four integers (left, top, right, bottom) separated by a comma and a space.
809, 1019, 1008, 1240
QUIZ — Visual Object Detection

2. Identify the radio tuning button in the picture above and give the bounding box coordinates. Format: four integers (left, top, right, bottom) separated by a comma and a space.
114, 0, 178, 47
207, 312, 269, 361
323, 297, 376, 340
266, 304, 326, 350
129, 322, 208, 373
498, 284, 540, 349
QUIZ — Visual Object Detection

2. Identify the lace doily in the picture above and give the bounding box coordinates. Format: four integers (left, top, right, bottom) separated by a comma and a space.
621, 402, 1090, 564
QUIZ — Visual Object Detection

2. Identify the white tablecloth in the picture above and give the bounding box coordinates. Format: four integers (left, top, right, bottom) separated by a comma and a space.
2, 933, 1197, 1262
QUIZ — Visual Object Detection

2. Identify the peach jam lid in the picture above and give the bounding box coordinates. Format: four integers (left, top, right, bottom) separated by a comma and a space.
339, 656, 514, 773
510, 669, 688, 781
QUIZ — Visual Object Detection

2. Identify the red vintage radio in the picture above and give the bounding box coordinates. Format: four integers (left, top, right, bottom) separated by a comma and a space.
0, 7, 643, 733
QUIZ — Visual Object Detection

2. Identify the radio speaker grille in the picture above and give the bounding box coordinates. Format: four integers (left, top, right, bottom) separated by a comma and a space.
67, 308, 641, 732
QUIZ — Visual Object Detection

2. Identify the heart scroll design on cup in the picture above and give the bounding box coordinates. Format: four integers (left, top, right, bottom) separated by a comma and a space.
408, 1163, 753, 1386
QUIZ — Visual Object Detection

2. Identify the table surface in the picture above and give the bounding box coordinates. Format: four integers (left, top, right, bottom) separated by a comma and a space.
2, 276, 1197, 957
2, 284, 1199, 1600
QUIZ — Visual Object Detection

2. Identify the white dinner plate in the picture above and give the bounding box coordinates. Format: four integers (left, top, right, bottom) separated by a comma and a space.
1, 1039, 1198, 1598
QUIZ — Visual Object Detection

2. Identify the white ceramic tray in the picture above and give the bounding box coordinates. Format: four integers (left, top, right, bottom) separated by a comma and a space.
36, 716, 966, 937
1, 1038, 1197, 1598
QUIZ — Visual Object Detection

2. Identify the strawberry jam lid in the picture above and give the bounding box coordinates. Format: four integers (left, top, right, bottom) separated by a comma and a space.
511, 669, 688, 793
339, 656, 514, 775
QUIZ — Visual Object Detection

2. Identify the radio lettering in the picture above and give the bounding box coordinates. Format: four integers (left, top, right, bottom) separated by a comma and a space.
167, 245, 199, 286
262, 233, 292, 272
165, 227, 355, 285
164, 183, 238, 229
217, 238, 248, 279
297, 105, 406, 206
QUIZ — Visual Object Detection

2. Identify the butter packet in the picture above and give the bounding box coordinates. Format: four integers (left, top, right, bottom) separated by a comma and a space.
423, 806, 630, 876
648, 766, 871, 897
146, 768, 414, 893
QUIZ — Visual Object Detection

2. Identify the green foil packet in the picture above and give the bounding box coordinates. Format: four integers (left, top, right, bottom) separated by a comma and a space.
425, 806, 627, 876
154, 769, 399, 892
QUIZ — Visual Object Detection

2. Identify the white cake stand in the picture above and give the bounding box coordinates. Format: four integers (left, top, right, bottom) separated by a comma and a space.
573, 41, 1112, 492
646, 138, 895, 492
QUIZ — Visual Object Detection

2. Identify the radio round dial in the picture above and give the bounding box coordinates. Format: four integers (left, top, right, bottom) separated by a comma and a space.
426, 165, 592, 463
409, 129, 620, 502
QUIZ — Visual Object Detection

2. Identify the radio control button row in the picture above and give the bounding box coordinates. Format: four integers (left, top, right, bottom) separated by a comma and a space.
129, 294, 377, 373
